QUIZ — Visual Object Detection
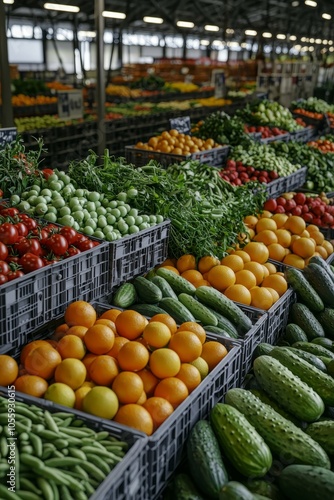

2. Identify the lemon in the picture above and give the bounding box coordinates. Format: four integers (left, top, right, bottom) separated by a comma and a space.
81, 381, 96, 388
190, 357, 209, 380
44, 383, 76, 408
82, 386, 119, 419
54, 358, 87, 390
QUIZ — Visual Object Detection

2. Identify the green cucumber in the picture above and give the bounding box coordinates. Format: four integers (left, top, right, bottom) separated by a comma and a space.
243, 479, 281, 500
203, 326, 232, 338
253, 356, 325, 422
204, 307, 239, 338
128, 303, 168, 316
225, 388, 331, 470
159, 297, 196, 324
290, 303, 325, 340
178, 293, 218, 326
249, 389, 301, 426
252, 343, 274, 360
156, 268, 196, 295
311, 337, 334, 351
210, 404, 272, 479
286, 347, 327, 372
173, 473, 205, 500
150, 276, 178, 299
187, 420, 228, 498
304, 263, 334, 307
328, 359, 334, 377
112, 283, 137, 308
269, 347, 334, 406
284, 267, 324, 312
309, 255, 334, 283
278, 465, 334, 500
218, 482, 254, 500
195, 286, 252, 334
305, 421, 334, 455
316, 308, 334, 339
292, 342, 334, 360
133, 276, 162, 304
284, 324, 308, 345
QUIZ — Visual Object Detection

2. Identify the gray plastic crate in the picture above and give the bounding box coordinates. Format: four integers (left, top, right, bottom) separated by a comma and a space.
260, 133, 290, 144
285, 166, 307, 192
290, 127, 315, 143
265, 177, 287, 199
0, 390, 149, 500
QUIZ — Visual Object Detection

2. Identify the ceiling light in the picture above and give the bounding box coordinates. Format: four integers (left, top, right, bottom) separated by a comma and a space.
302, 46, 308, 51
245, 30, 257, 36
277, 34, 286, 39
305, 1, 317, 7
292, 1, 299, 5
263, 32, 272, 38
322, 13, 331, 20
143, 16, 163, 24
200, 40, 210, 45
330, 46, 334, 52
315, 38, 322, 44
78, 31, 96, 37
323, 40, 328, 45
205, 24, 219, 31
294, 44, 302, 50
310, 38, 314, 43
309, 46, 314, 51
176, 21, 194, 28
301, 37, 307, 42
229, 41, 239, 48
241, 42, 248, 48
212, 40, 223, 45
102, 11, 126, 19
289, 35, 297, 41
226, 28, 234, 34
3, 0, 14, 4
329, 40, 333, 45
44, 3, 80, 12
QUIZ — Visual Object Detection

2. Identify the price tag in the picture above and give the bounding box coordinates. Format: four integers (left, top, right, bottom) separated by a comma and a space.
169, 116, 191, 134
0, 127, 17, 147
58, 90, 83, 119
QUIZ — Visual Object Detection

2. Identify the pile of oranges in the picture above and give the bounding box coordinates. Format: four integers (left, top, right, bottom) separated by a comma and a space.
134, 129, 222, 155
0, 302, 229, 436
245, 211, 334, 269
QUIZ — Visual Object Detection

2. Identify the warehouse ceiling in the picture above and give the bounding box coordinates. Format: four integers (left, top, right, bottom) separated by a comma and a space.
4, 0, 334, 42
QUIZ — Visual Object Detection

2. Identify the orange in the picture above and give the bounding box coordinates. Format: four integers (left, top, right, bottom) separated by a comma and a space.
150, 314, 177, 335
284, 216, 306, 235
275, 229, 292, 248
25, 346, 62, 380
94, 319, 116, 333
258, 210, 273, 219
143, 322, 171, 348
84, 324, 115, 355
207, 265, 236, 291
57, 335, 86, 360
168, 331, 202, 362
114, 404, 154, 436
81, 381, 95, 388
266, 287, 280, 303
244, 215, 258, 229
177, 322, 206, 344
64, 301, 96, 328
232, 250, 251, 263
74, 386, 92, 410
224, 284, 252, 305
106, 337, 129, 358
198, 255, 220, 274
250, 287, 274, 310
255, 218, 277, 233
159, 258, 177, 268
220, 255, 244, 272
136, 391, 147, 405
292, 237, 316, 259
118, 341, 150, 371
176, 363, 201, 393
20, 340, 51, 365
112, 372, 144, 404
181, 269, 203, 285
190, 357, 209, 380
199, 341, 228, 371
254, 230, 278, 246
243, 242, 269, 264
88, 355, 119, 386
99, 309, 122, 322
65, 326, 88, 339
322, 240, 334, 255
176, 254, 196, 273
53, 323, 69, 340
243, 262, 265, 285
149, 348, 181, 378
316, 245, 328, 259
234, 270, 257, 290
285, 248, 291, 256
307, 224, 320, 234
262, 265, 270, 278
54, 358, 87, 390
154, 377, 189, 409
262, 274, 288, 297
267, 243, 286, 262
162, 266, 180, 275
272, 213, 289, 228
137, 368, 159, 396
115, 310, 148, 340
194, 279, 211, 288
311, 231, 325, 245
14, 375, 48, 398
0, 355, 18, 386
143, 397, 174, 429
46, 340, 58, 349
301, 230, 310, 238
82, 353, 97, 373
83, 386, 119, 419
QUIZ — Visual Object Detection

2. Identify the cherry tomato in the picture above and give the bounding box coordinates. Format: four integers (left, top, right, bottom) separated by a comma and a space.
32, 228, 49, 240
42, 168, 54, 179
60, 227, 78, 245
7, 270, 24, 281
0, 242, 8, 260
6, 256, 20, 264
24, 218, 37, 231
0, 223, 19, 245
66, 246, 81, 258
19, 253, 44, 272
0, 189, 3, 198
78, 240, 95, 251
27, 238, 43, 256
0, 261, 10, 275
18, 213, 30, 221
0, 208, 19, 217
47, 234, 69, 256
14, 237, 31, 256
0, 274, 8, 285
14, 222, 29, 237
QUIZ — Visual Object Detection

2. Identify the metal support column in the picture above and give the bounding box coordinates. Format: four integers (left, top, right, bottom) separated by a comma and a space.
0, 1, 13, 127
94, 0, 106, 157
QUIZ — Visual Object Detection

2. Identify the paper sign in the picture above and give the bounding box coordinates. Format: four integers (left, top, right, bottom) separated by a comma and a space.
58, 90, 83, 119
0, 127, 17, 147
169, 116, 191, 134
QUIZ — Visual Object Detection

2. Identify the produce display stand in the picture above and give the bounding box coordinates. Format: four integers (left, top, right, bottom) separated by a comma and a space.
0, 390, 150, 500
289, 126, 316, 143
263, 167, 307, 199
260, 132, 290, 144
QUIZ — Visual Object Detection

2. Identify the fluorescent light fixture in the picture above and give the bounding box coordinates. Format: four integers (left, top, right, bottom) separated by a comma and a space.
205, 24, 219, 31
176, 21, 194, 28
3, 0, 14, 4
241, 42, 248, 48
226, 28, 234, 34
263, 32, 272, 38
229, 41, 239, 48
102, 11, 126, 19
143, 16, 163, 24
78, 31, 96, 37
323, 40, 328, 45
315, 38, 322, 44
309, 37, 314, 42
309, 46, 314, 51
302, 46, 308, 51
294, 44, 302, 50
305, 0, 317, 6
200, 39, 210, 45
330, 46, 334, 52
329, 40, 333, 45
212, 39, 223, 45
44, 3, 80, 12
289, 35, 297, 41
292, 1, 299, 6
277, 34, 286, 39
322, 13, 331, 20
245, 29, 257, 36
301, 37, 307, 42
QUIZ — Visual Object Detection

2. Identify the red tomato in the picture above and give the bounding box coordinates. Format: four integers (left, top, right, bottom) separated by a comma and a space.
7, 270, 24, 281
24, 218, 37, 231
14, 222, 29, 237
6, 256, 20, 264
0, 189, 3, 198
42, 168, 54, 180
60, 227, 78, 245
0, 208, 19, 217
0, 274, 8, 285
27, 238, 43, 256
66, 246, 81, 257
19, 253, 44, 272
0, 223, 19, 245
47, 234, 69, 256
0, 242, 8, 260
14, 237, 31, 256
0, 261, 10, 275
78, 240, 95, 251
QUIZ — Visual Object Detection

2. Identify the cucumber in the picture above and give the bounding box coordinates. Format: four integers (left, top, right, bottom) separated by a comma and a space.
150, 276, 178, 299
187, 420, 228, 498
210, 404, 272, 479
309, 255, 334, 283
218, 482, 254, 500
159, 297, 196, 324
292, 342, 334, 360
133, 276, 162, 304
278, 465, 334, 500
204, 307, 239, 338
111, 283, 137, 308
305, 421, 334, 455
311, 338, 334, 351
225, 388, 331, 470
243, 479, 282, 500
195, 286, 252, 334
249, 388, 301, 427
203, 326, 232, 338
178, 293, 218, 327
318, 356, 333, 367
129, 303, 168, 316
286, 347, 327, 373
252, 343, 274, 360
284, 324, 308, 345
269, 347, 334, 406
290, 303, 325, 340
156, 268, 196, 295
328, 359, 334, 377
284, 267, 324, 312
316, 308, 334, 339
253, 356, 325, 422
304, 263, 334, 307
173, 473, 205, 500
